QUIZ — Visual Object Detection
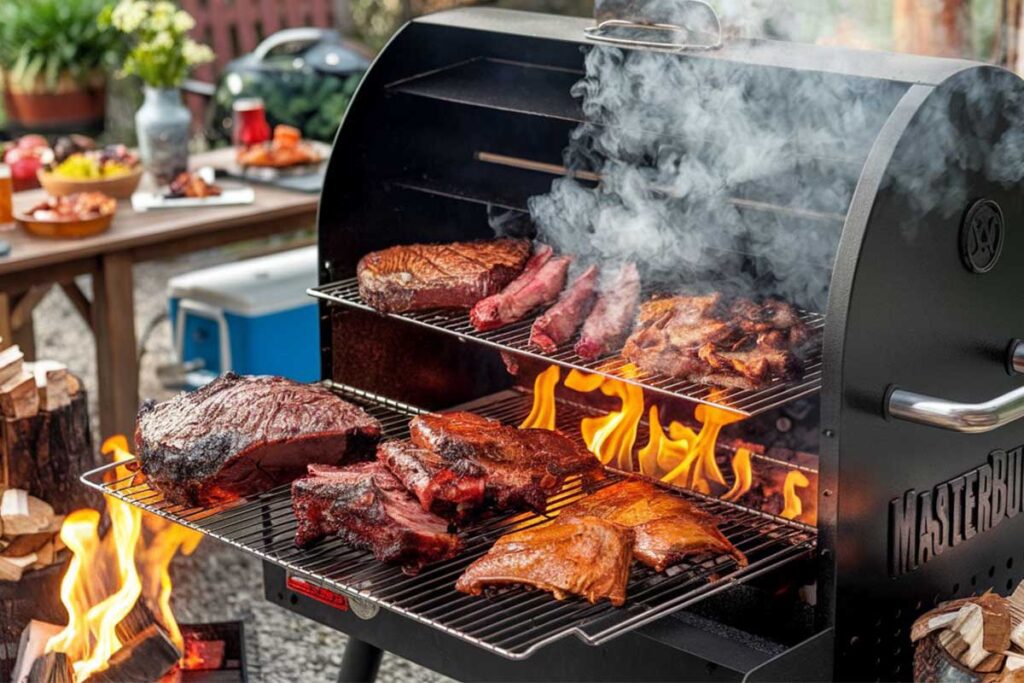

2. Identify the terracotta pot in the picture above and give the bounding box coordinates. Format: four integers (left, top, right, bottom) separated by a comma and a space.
3, 84, 106, 129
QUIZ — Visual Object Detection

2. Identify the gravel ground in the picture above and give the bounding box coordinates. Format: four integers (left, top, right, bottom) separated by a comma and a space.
31, 243, 453, 683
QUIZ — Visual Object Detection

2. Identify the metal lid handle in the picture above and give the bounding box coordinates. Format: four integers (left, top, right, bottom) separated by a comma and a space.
584, 0, 722, 51
885, 341, 1024, 433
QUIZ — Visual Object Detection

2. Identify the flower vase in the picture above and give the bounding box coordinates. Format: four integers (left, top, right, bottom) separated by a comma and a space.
135, 86, 190, 184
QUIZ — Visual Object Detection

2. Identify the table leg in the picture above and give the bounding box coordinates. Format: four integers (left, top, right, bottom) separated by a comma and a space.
0, 291, 37, 359
93, 252, 138, 439
0, 294, 11, 351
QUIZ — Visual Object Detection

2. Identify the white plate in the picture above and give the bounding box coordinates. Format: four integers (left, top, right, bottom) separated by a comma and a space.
131, 187, 256, 212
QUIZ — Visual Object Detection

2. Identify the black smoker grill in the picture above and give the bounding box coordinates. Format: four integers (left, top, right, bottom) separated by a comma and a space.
83, 6, 1024, 681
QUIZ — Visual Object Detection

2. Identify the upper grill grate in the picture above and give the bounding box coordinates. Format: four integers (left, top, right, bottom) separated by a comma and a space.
309, 277, 824, 417
81, 384, 815, 661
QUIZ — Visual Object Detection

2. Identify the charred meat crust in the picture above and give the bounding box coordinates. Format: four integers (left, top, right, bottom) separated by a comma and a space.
135, 373, 382, 506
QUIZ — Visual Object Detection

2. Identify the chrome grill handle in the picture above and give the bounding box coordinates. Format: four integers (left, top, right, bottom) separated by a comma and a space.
885, 340, 1024, 433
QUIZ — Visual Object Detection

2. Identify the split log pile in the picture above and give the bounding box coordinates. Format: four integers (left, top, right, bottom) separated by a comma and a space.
913, 584, 1024, 681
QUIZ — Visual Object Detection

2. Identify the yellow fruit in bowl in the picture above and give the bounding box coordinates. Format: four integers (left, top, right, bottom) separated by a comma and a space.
52, 154, 134, 180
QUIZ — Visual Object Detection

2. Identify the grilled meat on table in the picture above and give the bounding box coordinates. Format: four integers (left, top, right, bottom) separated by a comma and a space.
135, 373, 382, 506
377, 439, 487, 522
575, 263, 642, 361
558, 480, 747, 571
470, 244, 571, 331
291, 462, 461, 574
456, 516, 633, 605
356, 238, 532, 313
530, 264, 599, 353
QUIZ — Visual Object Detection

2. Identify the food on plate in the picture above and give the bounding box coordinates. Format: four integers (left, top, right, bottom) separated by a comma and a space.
166, 171, 223, 199
530, 264, 599, 353
469, 244, 571, 331
23, 192, 116, 222
575, 263, 642, 361
558, 480, 747, 571
357, 238, 532, 313
135, 373, 382, 506
406, 411, 599, 514
455, 515, 633, 605
291, 462, 461, 574
236, 124, 322, 168
376, 439, 486, 522
48, 145, 139, 180
621, 294, 811, 388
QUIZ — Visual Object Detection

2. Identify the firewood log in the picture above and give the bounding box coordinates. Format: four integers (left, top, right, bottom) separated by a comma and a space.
0, 346, 24, 387
0, 532, 52, 558
0, 555, 37, 582
28, 362, 69, 412
26, 651, 73, 683
11, 620, 61, 683
0, 372, 38, 419
0, 491, 54, 536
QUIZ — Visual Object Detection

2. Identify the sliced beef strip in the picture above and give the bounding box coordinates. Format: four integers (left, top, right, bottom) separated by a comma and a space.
575, 263, 641, 361
530, 265, 599, 353
470, 245, 571, 331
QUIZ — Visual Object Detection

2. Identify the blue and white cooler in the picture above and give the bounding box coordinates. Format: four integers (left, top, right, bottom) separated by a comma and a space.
167, 246, 319, 388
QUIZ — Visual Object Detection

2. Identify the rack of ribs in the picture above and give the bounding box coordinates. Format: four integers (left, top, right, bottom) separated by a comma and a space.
291, 462, 461, 574
456, 516, 634, 605
558, 480, 747, 571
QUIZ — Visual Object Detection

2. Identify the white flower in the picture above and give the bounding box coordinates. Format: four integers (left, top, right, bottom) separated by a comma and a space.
150, 30, 174, 50
172, 10, 196, 33
111, 0, 148, 33
182, 39, 214, 65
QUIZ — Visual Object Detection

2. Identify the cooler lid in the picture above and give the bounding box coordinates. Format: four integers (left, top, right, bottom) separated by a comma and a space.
168, 246, 318, 316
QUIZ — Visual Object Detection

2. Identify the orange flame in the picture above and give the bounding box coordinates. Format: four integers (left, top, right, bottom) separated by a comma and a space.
722, 448, 753, 502
519, 366, 560, 430
781, 470, 811, 520
46, 435, 202, 680
659, 401, 743, 493
565, 366, 644, 470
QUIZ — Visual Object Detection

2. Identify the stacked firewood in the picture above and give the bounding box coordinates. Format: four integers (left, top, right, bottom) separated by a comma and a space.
0, 489, 64, 581
913, 584, 1024, 680
0, 346, 73, 419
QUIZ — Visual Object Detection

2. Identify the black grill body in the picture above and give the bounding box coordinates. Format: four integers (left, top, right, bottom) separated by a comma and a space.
278, 7, 1024, 681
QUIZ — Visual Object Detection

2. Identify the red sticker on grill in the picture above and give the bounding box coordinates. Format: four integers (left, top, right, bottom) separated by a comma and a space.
287, 575, 350, 611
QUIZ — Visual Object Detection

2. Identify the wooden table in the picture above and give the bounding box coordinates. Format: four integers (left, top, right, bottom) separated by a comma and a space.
0, 150, 319, 438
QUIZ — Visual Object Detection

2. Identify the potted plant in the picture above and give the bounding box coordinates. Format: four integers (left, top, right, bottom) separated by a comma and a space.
102, 0, 213, 182
0, 0, 121, 130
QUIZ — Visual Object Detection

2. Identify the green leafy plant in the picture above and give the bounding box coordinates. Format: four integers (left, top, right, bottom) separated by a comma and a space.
0, 0, 121, 93
102, 0, 213, 88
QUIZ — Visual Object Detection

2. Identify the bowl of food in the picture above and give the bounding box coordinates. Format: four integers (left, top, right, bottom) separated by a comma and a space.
16, 192, 117, 239
38, 144, 143, 199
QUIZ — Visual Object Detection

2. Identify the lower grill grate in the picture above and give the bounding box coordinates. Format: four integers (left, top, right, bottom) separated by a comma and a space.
308, 277, 824, 417
81, 384, 816, 660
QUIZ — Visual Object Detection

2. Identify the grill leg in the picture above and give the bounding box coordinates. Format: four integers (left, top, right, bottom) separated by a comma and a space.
337, 638, 382, 683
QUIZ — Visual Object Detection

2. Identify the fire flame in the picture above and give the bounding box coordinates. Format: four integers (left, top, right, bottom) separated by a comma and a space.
565, 366, 644, 470
525, 364, 812, 518
46, 435, 202, 681
519, 365, 560, 430
781, 470, 811, 520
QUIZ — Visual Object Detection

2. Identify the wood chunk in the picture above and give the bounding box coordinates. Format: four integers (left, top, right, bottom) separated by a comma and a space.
30, 541, 55, 568
65, 373, 80, 397
0, 371, 38, 419
1005, 651, 1024, 671
0, 553, 38, 581
26, 651, 73, 683
30, 362, 69, 412
0, 532, 51, 557
0, 345, 24, 386
12, 620, 62, 683
83, 624, 181, 683
976, 651, 1007, 673
1, 490, 54, 535
945, 599, 1012, 670
911, 610, 959, 642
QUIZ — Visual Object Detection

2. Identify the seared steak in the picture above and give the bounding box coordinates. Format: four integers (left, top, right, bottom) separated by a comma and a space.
470, 245, 571, 331
291, 462, 461, 574
136, 373, 382, 506
357, 238, 531, 313
408, 412, 599, 513
456, 516, 633, 605
530, 265, 599, 353
559, 480, 747, 571
575, 263, 641, 361
377, 439, 486, 521
622, 294, 810, 388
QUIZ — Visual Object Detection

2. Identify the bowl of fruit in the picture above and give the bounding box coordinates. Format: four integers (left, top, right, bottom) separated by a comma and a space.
2, 135, 55, 192
38, 141, 142, 199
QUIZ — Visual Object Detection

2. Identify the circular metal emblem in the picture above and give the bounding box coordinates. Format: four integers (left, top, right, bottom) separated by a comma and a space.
960, 199, 1004, 274
347, 595, 380, 620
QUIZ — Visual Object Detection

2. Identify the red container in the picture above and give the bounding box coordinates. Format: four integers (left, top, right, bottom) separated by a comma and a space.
233, 98, 271, 148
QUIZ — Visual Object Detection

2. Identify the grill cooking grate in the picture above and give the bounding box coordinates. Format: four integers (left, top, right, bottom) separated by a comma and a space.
309, 277, 824, 417
81, 384, 815, 660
